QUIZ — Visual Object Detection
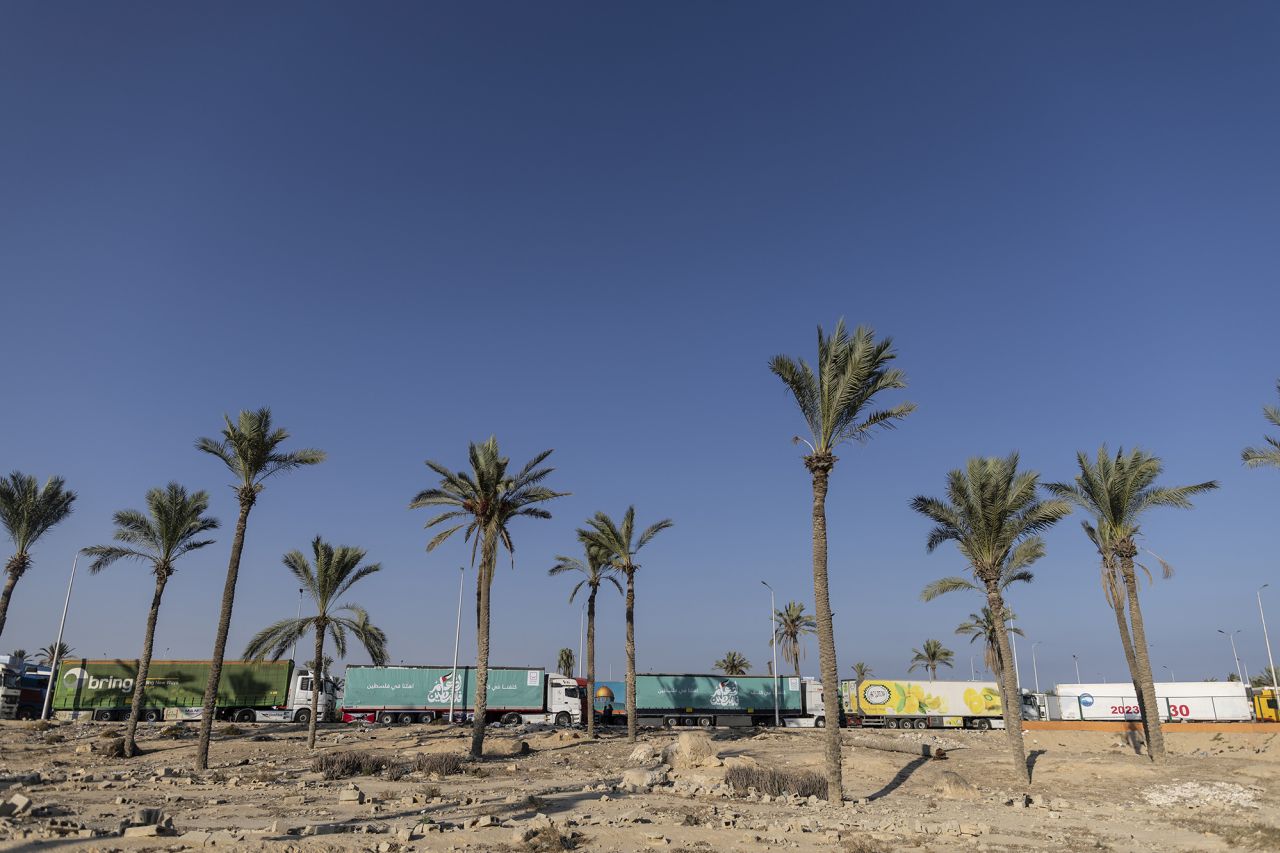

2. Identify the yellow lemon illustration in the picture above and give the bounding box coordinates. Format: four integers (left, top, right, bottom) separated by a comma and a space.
903, 697, 920, 714
908, 684, 924, 699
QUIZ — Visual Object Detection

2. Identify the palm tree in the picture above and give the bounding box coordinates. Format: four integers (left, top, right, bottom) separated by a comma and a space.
955, 607, 1024, 676
1242, 380, 1280, 469
243, 536, 388, 749
771, 320, 914, 801
912, 453, 1070, 784
908, 639, 955, 680
1046, 447, 1217, 764
922, 560, 1035, 682
715, 651, 751, 676
1252, 666, 1280, 689
192, 410, 323, 768
410, 437, 566, 757
81, 484, 219, 757
773, 601, 817, 678
8, 649, 27, 668
850, 661, 872, 716
557, 647, 575, 677
36, 642, 74, 666
549, 545, 622, 739
0, 472, 77, 640
578, 507, 673, 745
304, 655, 335, 675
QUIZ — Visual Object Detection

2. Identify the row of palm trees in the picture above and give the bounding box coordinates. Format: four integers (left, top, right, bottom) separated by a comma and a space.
6, 643, 75, 668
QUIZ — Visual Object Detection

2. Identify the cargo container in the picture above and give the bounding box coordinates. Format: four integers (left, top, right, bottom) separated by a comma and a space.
340, 665, 585, 726
839, 678, 1008, 729
1045, 682, 1252, 722
50, 659, 333, 723
629, 674, 824, 728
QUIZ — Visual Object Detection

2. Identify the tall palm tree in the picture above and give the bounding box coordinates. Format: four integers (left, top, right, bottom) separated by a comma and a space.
557, 647, 575, 677
410, 437, 566, 757
715, 651, 751, 676
922, 560, 1035, 683
771, 320, 914, 801
955, 607, 1023, 676
1046, 447, 1217, 764
912, 453, 1070, 784
549, 546, 621, 739
193, 408, 325, 769
908, 639, 955, 680
1242, 380, 1280, 469
81, 484, 219, 757
8, 649, 28, 668
578, 507, 672, 745
0, 472, 77, 640
850, 661, 873, 716
243, 536, 388, 749
36, 642, 74, 666
773, 601, 817, 678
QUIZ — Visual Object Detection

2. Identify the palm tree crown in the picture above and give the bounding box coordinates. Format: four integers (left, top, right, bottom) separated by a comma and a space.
956, 607, 1023, 676
557, 648, 575, 676
0, 472, 77, 639
549, 550, 622, 604
773, 601, 817, 677
715, 651, 751, 676
196, 408, 326, 504
908, 639, 955, 680
1242, 381, 1280, 469
36, 643, 73, 665
578, 507, 673, 576
81, 483, 219, 580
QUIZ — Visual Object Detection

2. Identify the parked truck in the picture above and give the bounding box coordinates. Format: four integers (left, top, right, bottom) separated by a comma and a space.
1028, 682, 1253, 722
340, 665, 585, 726
628, 673, 827, 728
0, 655, 50, 721
840, 678, 1008, 729
51, 659, 334, 723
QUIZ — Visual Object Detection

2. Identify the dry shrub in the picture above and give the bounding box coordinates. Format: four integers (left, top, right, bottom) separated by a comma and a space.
412, 752, 464, 775
726, 765, 826, 799
312, 751, 395, 780
522, 825, 574, 852
158, 724, 188, 739
99, 737, 125, 758
219, 724, 245, 737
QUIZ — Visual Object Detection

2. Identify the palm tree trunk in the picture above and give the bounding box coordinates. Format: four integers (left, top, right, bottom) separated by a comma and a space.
586, 588, 597, 739
124, 575, 167, 758
806, 456, 843, 802
470, 533, 497, 758
625, 570, 637, 744
1119, 554, 1166, 762
196, 496, 254, 770
308, 626, 323, 749
1105, 568, 1152, 757
792, 647, 801, 680
0, 555, 29, 640
987, 587, 1030, 785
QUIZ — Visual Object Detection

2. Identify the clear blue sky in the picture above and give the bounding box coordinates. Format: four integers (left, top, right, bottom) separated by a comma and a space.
2, 2, 1278, 690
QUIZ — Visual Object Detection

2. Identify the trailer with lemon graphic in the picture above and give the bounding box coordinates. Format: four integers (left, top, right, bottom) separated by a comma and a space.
839, 679, 1007, 729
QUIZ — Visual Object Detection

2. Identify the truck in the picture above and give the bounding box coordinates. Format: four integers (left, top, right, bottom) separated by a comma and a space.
840, 678, 1008, 729
1250, 687, 1278, 723
1033, 682, 1252, 722
0, 655, 51, 721
629, 673, 827, 728
340, 665, 585, 726
50, 659, 335, 724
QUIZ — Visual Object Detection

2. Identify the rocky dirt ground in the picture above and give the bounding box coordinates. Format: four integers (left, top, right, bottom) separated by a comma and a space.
0, 719, 1277, 852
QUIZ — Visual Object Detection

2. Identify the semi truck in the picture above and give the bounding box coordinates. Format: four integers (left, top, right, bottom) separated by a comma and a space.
0, 656, 50, 720
630, 674, 828, 728
840, 678, 1008, 729
1027, 682, 1253, 722
51, 659, 334, 723
340, 665, 585, 726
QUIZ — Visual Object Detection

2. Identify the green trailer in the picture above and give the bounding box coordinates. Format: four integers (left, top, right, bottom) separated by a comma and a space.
630, 673, 823, 728
51, 659, 332, 724
342, 665, 585, 727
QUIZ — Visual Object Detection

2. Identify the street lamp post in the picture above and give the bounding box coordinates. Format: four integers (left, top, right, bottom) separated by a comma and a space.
578, 603, 586, 678
40, 554, 79, 721
1161, 664, 1176, 681
969, 655, 976, 681
761, 581, 779, 727
1031, 642, 1042, 694
1072, 654, 1081, 684
449, 567, 465, 724
1218, 629, 1244, 684
1259, 585, 1278, 693
1008, 618, 1021, 691
291, 587, 304, 663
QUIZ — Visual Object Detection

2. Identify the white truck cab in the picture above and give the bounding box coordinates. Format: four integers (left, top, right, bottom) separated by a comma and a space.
251, 668, 336, 723
495, 674, 584, 727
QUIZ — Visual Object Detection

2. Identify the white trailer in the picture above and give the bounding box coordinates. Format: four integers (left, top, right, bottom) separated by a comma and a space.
1050, 682, 1252, 722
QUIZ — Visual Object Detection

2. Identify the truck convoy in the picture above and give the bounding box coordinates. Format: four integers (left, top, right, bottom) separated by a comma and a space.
1025, 682, 1253, 722
50, 659, 334, 723
631, 674, 827, 728
840, 678, 1008, 729
341, 665, 585, 726
0, 655, 50, 720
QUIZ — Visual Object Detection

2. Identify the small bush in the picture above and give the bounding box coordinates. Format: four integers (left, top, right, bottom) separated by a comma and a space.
418, 784, 441, 800
522, 825, 574, 852
99, 737, 125, 758
312, 751, 395, 780
726, 765, 826, 799
220, 724, 245, 737
158, 724, 187, 739
412, 752, 464, 776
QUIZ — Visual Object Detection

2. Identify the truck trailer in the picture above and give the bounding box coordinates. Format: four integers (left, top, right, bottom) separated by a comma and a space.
340, 665, 585, 726
1036, 682, 1252, 722
629, 674, 826, 728
51, 659, 334, 723
840, 678, 1008, 729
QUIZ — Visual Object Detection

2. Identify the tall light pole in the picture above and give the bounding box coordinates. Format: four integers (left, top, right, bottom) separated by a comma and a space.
1259, 584, 1278, 693
1072, 654, 1081, 684
1031, 642, 1042, 694
449, 566, 465, 723
291, 588, 304, 663
1161, 664, 1175, 681
1008, 616, 1021, 691
40, 554, 79, 721
761, 581, 779, 727
969, 655, 976, 681
1218, 629, 1245, 684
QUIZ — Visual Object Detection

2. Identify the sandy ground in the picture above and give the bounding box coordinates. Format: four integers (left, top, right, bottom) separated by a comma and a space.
0, 718, 1277, 852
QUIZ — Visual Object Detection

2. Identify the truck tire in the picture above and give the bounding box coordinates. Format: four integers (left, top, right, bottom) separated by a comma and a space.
295, 708, 312, 725
885, 719, 899, 729
144, 709, 162, 723
501, 712, 521, 725
697, 716, 713, 728
94, 710, 114, 722
235, 709, 256, 723
974, 718, 991, 730
399, 713, 416, 725
379, 712, 396, 725
555, 712, 572, 728
814, 716, 825, 728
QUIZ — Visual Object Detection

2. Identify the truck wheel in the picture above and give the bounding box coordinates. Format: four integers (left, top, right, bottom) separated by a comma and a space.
379, 712, 396, 725
814, 716, 825, 728
663, 717, 675, 729
421, 711, 436, 723
885, 719, 899, 729
144, 709, 162, 723
399, 713, 416, 725
15, 707, 34, 721
235, 709, 256, 723
555, 712, 572, 728
294, 708, 311, 725
501, 712, 521, 725
94, 710, 114, 722
697, 716, 713, 728
975, 718, 991, 730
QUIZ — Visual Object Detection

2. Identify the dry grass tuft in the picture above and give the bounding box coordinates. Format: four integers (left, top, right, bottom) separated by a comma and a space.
726, 765, 826, 799
312, 751, 395, 780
